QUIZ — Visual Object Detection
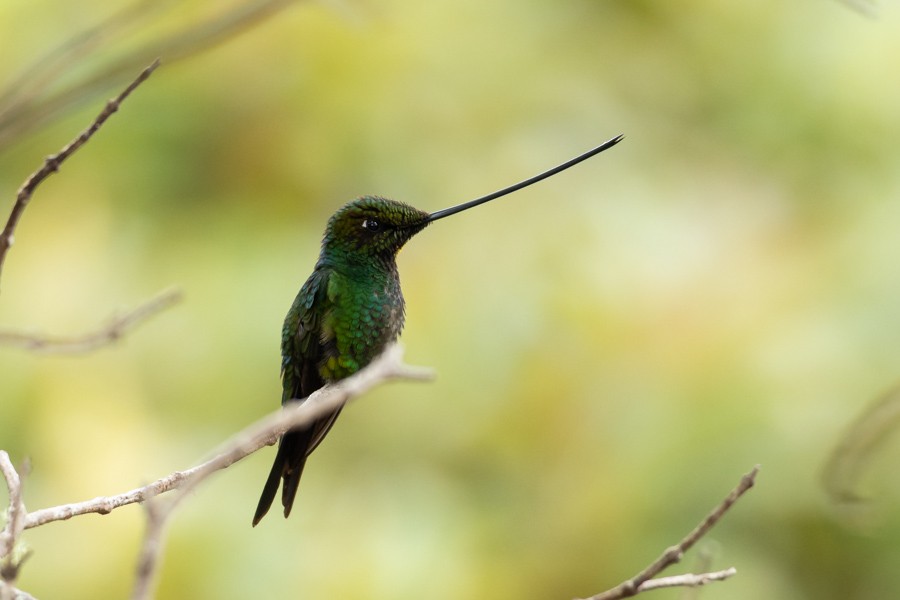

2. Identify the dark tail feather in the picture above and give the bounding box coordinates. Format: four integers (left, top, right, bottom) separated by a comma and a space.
252, 443, 287, 527
252, 427, 313, 526
278, 427, 311, 518
252, 408, 343, 526
281, 456, 306, 518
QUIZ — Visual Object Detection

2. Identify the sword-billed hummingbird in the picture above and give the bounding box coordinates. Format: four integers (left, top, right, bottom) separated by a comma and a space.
252, 135, 623, 526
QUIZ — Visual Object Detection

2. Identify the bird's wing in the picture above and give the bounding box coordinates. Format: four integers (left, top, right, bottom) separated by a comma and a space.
281, 266, 342, 456
281, 268, 329, 404
267, 268, 342, 517
256, 267, 344, 524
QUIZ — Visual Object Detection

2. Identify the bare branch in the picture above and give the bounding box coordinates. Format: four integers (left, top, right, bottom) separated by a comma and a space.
638, 568, 736, 593
0, 288, 182, 354
0, 59, 160, 293
0, 0, 297, 151
1, 453, 30, 599
0, 452, 25, 563
22, 344, 433, 531
130, 499, 167, 600
0, 2, 163, 118
577, 466, 759, 600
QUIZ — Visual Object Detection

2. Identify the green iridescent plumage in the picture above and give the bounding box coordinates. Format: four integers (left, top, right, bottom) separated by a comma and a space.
253, 196, 429, 525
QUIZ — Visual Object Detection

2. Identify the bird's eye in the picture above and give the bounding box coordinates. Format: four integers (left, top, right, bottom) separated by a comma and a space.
362, 218, 381, 232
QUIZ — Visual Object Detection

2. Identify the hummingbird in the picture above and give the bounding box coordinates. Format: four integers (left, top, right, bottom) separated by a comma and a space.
252, 134, 623, 526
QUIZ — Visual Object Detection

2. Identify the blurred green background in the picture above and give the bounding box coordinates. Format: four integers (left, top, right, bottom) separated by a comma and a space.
2, 0, 900, 598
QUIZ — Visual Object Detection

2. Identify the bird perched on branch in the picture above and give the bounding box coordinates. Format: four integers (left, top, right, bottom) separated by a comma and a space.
253, 135, 623, 526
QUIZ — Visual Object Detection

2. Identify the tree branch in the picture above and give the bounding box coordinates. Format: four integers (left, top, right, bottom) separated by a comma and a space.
0, 288, 182, 354
0, 452, 28, 598
130, 499, 166, 600
22, 344, 433, 531
577, 466, 759, 600
0, 0, 297, 152
0, 59, 160, 294
0, 453, 25, 562
637, 568, 736, 593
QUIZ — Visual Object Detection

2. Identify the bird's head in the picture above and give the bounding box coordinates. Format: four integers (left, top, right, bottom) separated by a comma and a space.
320, 196, 431, 266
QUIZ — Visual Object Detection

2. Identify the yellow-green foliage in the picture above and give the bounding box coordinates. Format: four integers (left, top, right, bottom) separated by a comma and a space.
2, 1, 900, 599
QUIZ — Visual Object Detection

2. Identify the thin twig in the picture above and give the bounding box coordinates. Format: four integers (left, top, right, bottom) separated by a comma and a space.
578, 466, 759, 600
0, 1, 162, 118
0, 288, 182, 354
0, 452, 25, 562
130, 498, 167, 600
0, 453, 30, 599
0, 0, 297, 151
637, 568, 736, 593
22, 344, 433, 531
0, 58, 160, 293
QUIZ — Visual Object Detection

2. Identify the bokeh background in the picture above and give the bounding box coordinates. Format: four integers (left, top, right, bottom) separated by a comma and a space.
2, 0, 900, 598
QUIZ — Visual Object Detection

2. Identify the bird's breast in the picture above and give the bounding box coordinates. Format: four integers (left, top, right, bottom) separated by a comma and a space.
319, 270, 405, 380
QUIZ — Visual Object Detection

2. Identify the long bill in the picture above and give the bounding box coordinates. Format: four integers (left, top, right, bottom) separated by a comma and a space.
426, 134, 624, 223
